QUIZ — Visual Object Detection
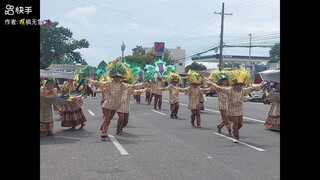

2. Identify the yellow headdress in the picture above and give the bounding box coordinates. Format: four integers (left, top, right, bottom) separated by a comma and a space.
187, 70, 202, 84
227, 69, 252, 85
166, 71, 182, 84
209, 70, 228, 83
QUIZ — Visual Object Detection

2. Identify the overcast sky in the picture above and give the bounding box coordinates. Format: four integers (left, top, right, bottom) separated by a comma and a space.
40, 0, 280, 68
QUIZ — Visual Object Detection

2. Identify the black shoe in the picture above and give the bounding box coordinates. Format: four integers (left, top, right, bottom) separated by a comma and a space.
191, 122, 195, 127
47, 131, 53, 136
101, 133, 108, 138
217, 126, 221, 133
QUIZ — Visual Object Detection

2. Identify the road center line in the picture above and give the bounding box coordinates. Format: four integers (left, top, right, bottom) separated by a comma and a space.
214, 133, 266, 152
108, 134, 129, 155
151, 109, 166, 115
166, 100, 264, 123
88, 110, 95, 116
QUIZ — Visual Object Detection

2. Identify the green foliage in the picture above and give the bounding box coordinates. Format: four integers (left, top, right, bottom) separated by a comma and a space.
40, 21, 90, 69
185, 62, 207, 73
124, 54, 146, 67
125, 48, 157, 68
132, 45, 146, 55
268, 42, 280, 63
143, 51, 157, 64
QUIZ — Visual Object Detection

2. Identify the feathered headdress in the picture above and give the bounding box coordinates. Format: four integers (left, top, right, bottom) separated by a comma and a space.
107, 60, 127, 78
166, 71, 182, 84
187, 70, 202, 84
224, 69, 252, 85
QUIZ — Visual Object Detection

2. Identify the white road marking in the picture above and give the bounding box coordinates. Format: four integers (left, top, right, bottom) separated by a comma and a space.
108, 134, 129, 155
169, 100, 264, 123
242, 117, 264, 123
88, 110, 95, 116
204, 109, 220, 113
214, 133, 266, 152
151, 109, 166, 115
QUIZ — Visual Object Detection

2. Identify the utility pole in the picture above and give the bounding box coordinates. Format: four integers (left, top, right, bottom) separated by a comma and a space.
215, 3, 232, 71
248, 34, 252, 70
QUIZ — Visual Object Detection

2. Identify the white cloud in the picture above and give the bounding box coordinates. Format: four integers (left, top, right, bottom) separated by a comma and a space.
127, 22, 140, 29
64, 5, 97, 27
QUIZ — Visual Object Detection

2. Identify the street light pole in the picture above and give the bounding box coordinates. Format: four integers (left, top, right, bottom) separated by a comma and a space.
248, 34, 255, 82
121, 41, 125, 61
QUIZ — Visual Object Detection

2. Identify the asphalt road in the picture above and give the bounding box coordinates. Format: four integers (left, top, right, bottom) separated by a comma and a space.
40, 92, 280, 180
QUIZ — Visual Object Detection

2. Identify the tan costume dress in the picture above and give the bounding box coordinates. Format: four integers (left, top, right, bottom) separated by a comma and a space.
264, 91, 280, 131
40, 87, 57, 136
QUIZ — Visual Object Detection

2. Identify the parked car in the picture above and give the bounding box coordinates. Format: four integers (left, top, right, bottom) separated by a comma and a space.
243, 94, 252, 102
249, 90, 264, 101
205, 90, 217, 97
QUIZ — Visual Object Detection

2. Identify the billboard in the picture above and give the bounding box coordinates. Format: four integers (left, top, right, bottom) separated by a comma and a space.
154, 42, 165, 57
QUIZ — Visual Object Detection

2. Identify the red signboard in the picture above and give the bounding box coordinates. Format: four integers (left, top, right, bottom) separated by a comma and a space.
154, 42, 165, 56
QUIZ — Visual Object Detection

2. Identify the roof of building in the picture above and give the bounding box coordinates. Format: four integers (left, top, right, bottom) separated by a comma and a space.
46, 64, 88, 71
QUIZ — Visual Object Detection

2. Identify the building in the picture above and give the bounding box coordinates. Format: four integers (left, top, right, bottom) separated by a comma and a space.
166, 46, 186, 74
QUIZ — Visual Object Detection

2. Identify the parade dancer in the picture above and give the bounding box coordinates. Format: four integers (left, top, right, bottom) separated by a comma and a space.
86, 60, 146, 138
215, 75, 232, 137
149, 76, 164, 109
207, 76, 267, 143
147, 79, 156, 105
116, 79, 149, 135
59, 79, 87, 130
178, 71, 212, 128
159, 72, 182, 119
40, 79, 57, 136
264, 82, 280, 131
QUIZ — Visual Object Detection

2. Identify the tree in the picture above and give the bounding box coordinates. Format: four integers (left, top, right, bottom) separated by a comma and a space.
185, 62, 207, 73
132, 45, 146, 55
268, 42, 280, 63
40, 21, 90, 69
124, 54, 146, 67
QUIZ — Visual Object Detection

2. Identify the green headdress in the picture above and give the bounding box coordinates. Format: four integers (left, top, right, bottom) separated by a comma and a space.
107, 60, 127, 78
